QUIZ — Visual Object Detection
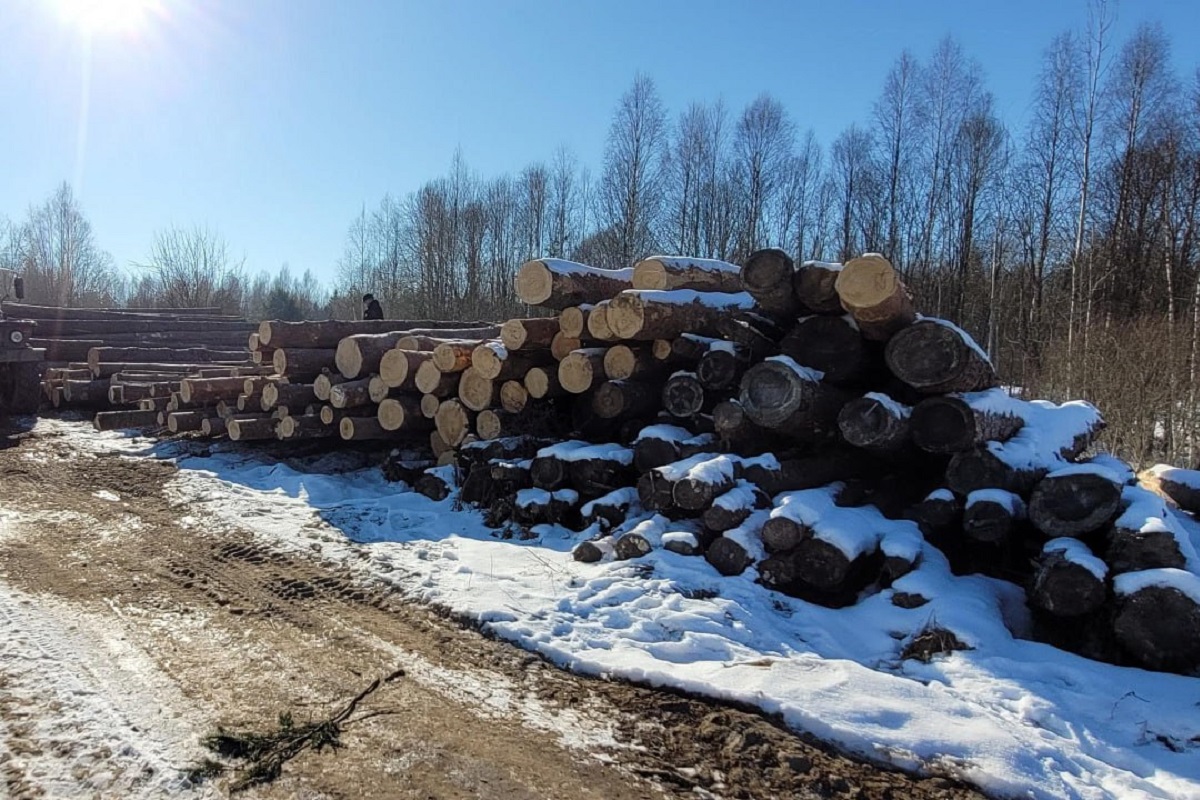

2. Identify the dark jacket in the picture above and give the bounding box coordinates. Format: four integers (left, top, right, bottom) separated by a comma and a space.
363, 298, 384, 320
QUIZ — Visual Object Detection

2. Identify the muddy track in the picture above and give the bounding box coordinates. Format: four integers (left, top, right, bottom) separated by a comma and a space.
0, 420, 986, 799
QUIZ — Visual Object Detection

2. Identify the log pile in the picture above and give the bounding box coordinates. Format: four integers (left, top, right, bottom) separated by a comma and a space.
389, 252, 1197, 676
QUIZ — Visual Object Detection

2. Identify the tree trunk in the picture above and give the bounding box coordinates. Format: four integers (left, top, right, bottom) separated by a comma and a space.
523, 366, 565, 400
1113, 580, 1200, 673
738, 358, 850, 438
514, 259, 633, 309
884, 319, 997, 394
585, 300, 618, 341
1029, 545, 1107, 618
793, 260, 844, 315
632, 256, 742, 292
259, 319, 489, 349
379, 349, 431, 390
557, 305, 592, 339
606, 290, 755, 341
740, 449, 876, 495
458, 367, 499, 412
414, 360, 460, 396
93, 409, 161, 431
471, 343, 553, 381
432, 340, 491, 373
592, 380, 659, 420
500, 317, 560, 351
1028, 471, 1121, 538
834, 253, 916, 340
262, 383, 317, 412
227, 416, 279, 441
910, 395, 1023, 453
740, 248, 797, 316
339, 416, 399, 441
662, 372, 706, 418
377, 396, 428, 432
313, 372, 346, 401
499, 380, 529, 413
779, 315, 872, 386
201, 417, 227, 437
602, 345, 664, 381
837, 393, 912, 452
711, 400, 772, 455
434, 399, 474, 447
1137, 466, 1200, 514
328, 377, 374, 409
63, 379, 111, 405
962, 490, 1023, 544
697, 345, 749, 392
702, 482, 771, 533
167, 410, 214, 434
86, 347, 246, 371
705, 537, 754, 576
558, 348, 608, 394
278, 414, 334, 439
273, 348, 337, 380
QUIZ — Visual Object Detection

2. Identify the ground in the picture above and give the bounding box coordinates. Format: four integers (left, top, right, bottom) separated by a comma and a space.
0, 417, 984, 800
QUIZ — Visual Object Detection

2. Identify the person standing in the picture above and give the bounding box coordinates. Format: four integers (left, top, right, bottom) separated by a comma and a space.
362, 293, 384, 320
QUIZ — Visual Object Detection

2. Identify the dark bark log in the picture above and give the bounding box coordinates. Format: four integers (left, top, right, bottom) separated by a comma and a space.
793, 260, 844, 315
962, 491, 1023, 545
1113, 581, 1200, 673
277, 414, 335, 439
910, 395, 1023, 453
1137, 466, 1200, 514
167, 410, 215, 434
662, 372, 706, 418
63, 379, 111, 405
227, 416, 279, 441
636, 470, 676, 513
697, 346, 748, 392
1029, 545, 1107, 617
592, 379, 660, 420
738, 358, 850, 438
779, 315, 873, 386
580, 489, 638, 532
713, 317, 780, 360
573, 537, 614, 563
710, 400, 772, 455
705, 537, 754, 576
1028, 471, 1122, 538
884, 319, 997, 394
86, 347, 246, 371
761, 516, 810, 554
903, 491, 963, 539
671, 456, 737, 512
93, 409, 160, 431
513, 489, 578, 527
739, 449, 877, 496
837, 393, 912, 452
613, 532, 653, 560
415, 468, 454, 501
514, 259, 633, 309
740, 248, 796, 316
702, 482, 772, 533
568, 454, 634, 500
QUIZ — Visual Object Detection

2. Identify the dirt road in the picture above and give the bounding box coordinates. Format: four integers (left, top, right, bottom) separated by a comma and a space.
0, 417, 985, 799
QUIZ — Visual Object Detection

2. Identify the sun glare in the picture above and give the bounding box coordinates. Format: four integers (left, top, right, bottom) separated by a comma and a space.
56, 0, 160, 33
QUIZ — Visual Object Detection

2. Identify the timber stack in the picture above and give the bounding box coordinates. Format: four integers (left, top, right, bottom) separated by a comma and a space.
392, 253, 1197, 677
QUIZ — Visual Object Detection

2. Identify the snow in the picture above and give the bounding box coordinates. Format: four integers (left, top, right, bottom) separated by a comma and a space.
480, 341, 508, 360
880, 523, 924, 563
926, 488, 956, 502
967, 489, 1026, 517
538, 258, 634, 281
581, 487, 639, 518
976, 396, 1104, 475
800, 260, 844, 272
624, 289, 756, 310
770, 486, 886, 561
1046, 462, 1124, 485
1146, 463, 1200, 490
862, 391, 911, 419
1114, 568, 1200, 605
712, 480, 761, 512
663, 453, 738, 485
1114, 486, 1200, 573
722, 510, 770, 563
633, 423, 693, 444
538, 442, 633, 466
708, 339, 739, 354
921, 316, 992, 365
31, 420, 1200, 800
764, 355, 824, 383
1087, 453, 1136, 485
642, 255, 740, 273
1044, 538, 1108, 581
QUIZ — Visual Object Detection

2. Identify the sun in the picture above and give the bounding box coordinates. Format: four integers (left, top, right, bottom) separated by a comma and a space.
55, 0, 160, 33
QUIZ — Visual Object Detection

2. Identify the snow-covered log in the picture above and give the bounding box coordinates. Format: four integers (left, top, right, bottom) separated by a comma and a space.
910, 391, 1024, 453
1112, 569, 1200, 673
1029, 539, 1108, 618
632, 255, 743, 292
515, 258, 634, 310
884, 318, 996, 394
833, 254, 916, 341
1028, 464, 1123, 538
606, 289, 757, 341
837, 392, 912, 452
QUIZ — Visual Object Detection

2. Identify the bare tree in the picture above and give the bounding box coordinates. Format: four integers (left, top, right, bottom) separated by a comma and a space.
598, 74, 669, 267
733, 93, 795, 257
16, 182, 121, 306
874, 50, 922, 264
134, 225, 245, 311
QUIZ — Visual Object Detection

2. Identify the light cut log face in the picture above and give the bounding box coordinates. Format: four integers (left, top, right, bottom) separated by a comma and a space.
515, 260, 553, 306
525, 368, 550, 398
836, 255, 896, 306
632, 260, 667, 290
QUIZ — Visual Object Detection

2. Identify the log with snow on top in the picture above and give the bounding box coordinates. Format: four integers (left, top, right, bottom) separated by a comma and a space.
738, 356, 851, 439
612, 515, 669, 561
962, 489, 1025, 545
904, 488, 963, 539
572, 535, 617, 563
885, 318, 996, 395
1029, 538, 1108, 618
740, 248, 797, 316
945, 397, 1105, 495
632, 424, 717, 472
1104, 485, 1194, 575
631, 255, 743, 293
515, 258, 634, 310
793, 260, 844, 315
705, 510, 770, 576
837, 392, 912, 452
1027, 463, 1123, 539
1112, 569, 1200, 673
258, 319, 488, 349
668, 453, 741, 512
512, 487, 580, 526
335, 326, 499, 379
1137, 464, 1200, 514
833, 253, 916, 341
739, 449, 877, 496
580, 487, 641, 533
910, 390, 1024, 453
697, 341, 750, 392
606, 289, 757, 341
778, 315, 872, 386
702, 480, 772, 533
535, 441, 635, 499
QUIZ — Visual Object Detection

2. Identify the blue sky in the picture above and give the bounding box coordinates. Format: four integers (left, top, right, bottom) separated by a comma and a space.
1, 0, 1196, 287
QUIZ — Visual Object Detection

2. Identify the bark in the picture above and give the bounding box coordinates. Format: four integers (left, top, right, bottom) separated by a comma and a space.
227, 416, 279, 441
833, 253, 916, 340
779, 316, 872, 386
1029, 547, 1107, 618
1028, 472, 1122, 538
415, 469, 454, 501
262, 383, 317, 412
176, 377, 245, 406
592, 379, 660, 420
740, 248, 797, 316
910, 395, 1023, 453
837, 394, 912, 452
1137, 467, 1200, 514
632, 256, 742, 292
1105, 522, 1188, 575
500, 317, 560, 351
201, 417, 227, 437
92, 409, 161, 431
884, 320, 997, 394
258, 319, 488, 349
1113, 584, 1200, 673
568, 455, 634, 500
713, 317, 781, 361
793, 260, 844, 315
738, 359, 850, 438
167, 410, 214, 434
710, 400, 772, 455
740, 449, 877, 496
607, 290, 752, 341
514, 259, 633, 309
86, 347, 246, 371
63, 379, 110, 405
273, 348, 337, 380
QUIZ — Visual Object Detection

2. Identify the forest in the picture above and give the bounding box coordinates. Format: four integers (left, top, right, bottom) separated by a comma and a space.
1, 3, 1197, 467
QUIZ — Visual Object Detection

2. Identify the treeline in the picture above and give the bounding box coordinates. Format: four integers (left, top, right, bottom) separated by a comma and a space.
331, 8, 1200, 467
0, 184, 330, 321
